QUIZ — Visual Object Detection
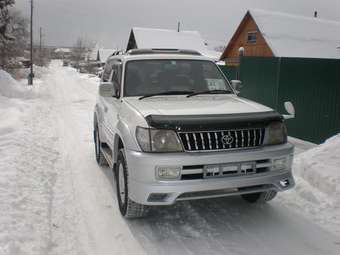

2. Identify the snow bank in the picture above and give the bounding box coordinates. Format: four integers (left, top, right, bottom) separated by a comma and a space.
0, 70, 28, 98
278, 134, 340, 235
294, 133, 340, 203
0, 69, 40, 100
0, 70, 40, 138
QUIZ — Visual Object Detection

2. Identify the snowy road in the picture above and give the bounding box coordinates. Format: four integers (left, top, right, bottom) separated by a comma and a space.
1, 61, 339, 255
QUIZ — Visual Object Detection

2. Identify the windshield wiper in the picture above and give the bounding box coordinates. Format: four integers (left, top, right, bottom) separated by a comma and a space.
186, 89, 232, 98
139, 90, 193, 100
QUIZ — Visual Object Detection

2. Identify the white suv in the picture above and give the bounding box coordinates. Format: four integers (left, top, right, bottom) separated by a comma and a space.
93, 49, 295, 218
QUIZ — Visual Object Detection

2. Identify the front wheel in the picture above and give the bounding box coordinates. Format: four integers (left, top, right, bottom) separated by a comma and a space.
115, 149, 149, 218
241, 190, 277, 203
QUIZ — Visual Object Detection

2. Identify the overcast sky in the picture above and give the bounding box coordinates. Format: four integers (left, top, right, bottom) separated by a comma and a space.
15, 0, 340, 50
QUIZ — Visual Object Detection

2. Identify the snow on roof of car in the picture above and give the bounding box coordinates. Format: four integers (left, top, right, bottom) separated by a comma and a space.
129, 27, 221, 61
249, 9, 340, 59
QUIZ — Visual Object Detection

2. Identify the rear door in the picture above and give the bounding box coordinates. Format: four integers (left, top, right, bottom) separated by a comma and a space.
102, 59, 123, 150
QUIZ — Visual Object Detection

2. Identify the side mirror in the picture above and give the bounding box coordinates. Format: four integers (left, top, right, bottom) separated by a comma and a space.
99, 82, 116, 97
231, 80, 242, 93
283, 101, 295, 119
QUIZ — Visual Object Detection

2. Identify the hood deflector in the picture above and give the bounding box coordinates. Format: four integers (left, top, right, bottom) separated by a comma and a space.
145, 111, 283, 131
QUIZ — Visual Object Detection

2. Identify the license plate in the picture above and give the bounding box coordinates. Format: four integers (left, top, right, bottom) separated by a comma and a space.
203, 162, 256, 178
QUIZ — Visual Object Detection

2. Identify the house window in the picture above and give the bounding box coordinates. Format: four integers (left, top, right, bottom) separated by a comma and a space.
247, 31, 257, 43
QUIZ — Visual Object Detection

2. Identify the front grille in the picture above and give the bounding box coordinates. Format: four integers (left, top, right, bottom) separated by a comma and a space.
178, 128, 265, 152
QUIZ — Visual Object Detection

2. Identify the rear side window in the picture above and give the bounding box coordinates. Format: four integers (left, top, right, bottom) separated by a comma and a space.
102, 61, 112, 82
111, 63, 121, 85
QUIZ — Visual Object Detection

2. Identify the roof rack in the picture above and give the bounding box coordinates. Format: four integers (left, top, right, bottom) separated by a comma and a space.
126, 48, 201, 56
111, 50, 124, 56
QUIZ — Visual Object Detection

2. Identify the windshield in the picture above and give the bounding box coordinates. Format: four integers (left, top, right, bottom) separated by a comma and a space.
123, 60, 233, 97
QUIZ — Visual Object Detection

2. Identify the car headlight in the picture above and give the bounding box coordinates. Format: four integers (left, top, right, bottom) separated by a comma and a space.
263, 121, 287, 145
136, 127, 183, 152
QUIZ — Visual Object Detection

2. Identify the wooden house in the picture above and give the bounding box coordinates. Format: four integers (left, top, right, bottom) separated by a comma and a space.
220, 9, 340, 65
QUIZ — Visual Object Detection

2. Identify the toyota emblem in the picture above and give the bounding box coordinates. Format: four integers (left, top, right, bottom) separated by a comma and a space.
221, 134, 234, 145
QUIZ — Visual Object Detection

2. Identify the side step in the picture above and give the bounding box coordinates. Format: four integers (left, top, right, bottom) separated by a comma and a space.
101, 145, 114, 169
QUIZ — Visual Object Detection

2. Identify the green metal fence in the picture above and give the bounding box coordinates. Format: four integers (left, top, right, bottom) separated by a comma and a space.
221, 57, 340, 144
218, 65, 238, 81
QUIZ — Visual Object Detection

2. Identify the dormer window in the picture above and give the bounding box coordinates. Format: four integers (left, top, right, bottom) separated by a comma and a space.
247, 31, 257, 43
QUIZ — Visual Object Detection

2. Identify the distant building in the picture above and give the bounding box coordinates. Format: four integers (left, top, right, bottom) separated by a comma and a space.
126, 27, 221, 61
220, 9, 340, 65
96, 49, 116, 63
53, 48, 72, 59
88, 48, 116, 63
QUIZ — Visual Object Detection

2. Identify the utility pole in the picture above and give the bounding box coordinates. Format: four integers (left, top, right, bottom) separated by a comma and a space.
39, 27, 42, 51
39, 27, 43, 66
28, 0, 34, 85
177, 21, 180, 32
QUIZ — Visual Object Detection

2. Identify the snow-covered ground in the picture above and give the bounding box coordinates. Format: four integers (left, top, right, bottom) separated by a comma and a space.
0, 61, 339, 255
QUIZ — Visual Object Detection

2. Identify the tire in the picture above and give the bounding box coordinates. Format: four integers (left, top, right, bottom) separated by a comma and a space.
94, 126, 107, 166
115, 149, 149, 218
241, 190, 277, 203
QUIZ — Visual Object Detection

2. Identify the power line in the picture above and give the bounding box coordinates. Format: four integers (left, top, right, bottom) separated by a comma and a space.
39, 27, 45, 66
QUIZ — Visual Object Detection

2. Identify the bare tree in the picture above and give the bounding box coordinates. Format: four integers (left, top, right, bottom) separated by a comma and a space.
71, 36, 95, 70
72, 37, 95, 62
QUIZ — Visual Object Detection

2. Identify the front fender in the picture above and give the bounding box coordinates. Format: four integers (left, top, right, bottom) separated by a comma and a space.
94, 104, 104, 127
113, 119, 140, 163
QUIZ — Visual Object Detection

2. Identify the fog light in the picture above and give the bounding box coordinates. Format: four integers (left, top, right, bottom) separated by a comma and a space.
156, 166, 181, 179
272, 158, 287, 171
148, 193, 169, 202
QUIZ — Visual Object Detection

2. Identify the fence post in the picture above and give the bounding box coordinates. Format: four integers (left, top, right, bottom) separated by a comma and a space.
275, 57, 281, 110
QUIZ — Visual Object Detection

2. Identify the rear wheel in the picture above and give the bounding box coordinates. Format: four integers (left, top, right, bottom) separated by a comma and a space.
94, 126, 106, 166
115, 149, 149, 218
241, 190, 277, 203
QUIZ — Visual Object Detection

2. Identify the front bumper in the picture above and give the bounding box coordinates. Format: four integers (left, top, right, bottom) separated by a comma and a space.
126, 143, 295, 205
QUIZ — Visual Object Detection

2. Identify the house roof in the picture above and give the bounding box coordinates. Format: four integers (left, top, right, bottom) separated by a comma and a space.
54, 48, 71, 53
222, 9, 340, 59
127, 27, 221, 60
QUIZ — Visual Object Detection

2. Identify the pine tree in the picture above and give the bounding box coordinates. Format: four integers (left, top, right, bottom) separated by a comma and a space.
0, 1, 30, 70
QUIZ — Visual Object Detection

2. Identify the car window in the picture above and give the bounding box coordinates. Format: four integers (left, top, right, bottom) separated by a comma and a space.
111, 62, 122, 96
111, 63, 121, 85
123, 60, 232, 97
102, 61, 113, 82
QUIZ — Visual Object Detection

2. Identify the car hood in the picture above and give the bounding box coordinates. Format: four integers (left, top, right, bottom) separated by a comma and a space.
123, 95, 273, 117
